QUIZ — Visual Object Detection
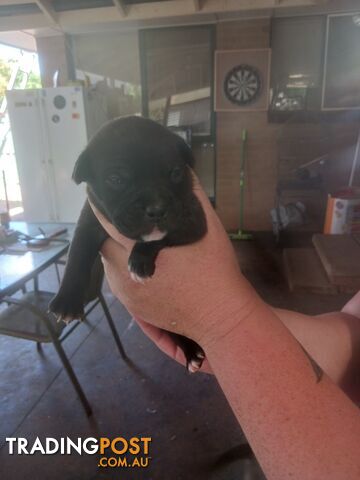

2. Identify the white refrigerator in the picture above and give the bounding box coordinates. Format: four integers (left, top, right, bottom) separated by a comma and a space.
6, 86, 108, 223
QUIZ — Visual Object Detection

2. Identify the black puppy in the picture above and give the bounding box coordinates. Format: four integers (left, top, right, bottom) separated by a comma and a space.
49, 116, 207, 372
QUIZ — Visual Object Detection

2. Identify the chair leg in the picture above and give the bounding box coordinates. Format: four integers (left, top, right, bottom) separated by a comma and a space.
54, 263, 61, 285
51, 336, 92, 416
99, 293, 127, 360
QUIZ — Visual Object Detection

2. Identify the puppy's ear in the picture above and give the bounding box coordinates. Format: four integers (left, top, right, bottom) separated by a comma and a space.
72, 149, 91, 184
177, 138, 195, 168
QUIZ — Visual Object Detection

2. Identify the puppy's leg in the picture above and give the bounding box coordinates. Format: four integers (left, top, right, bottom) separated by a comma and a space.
169, 333, 205, 373
49, 201, 108, 323
167, 193, 207, 247
128, 240, 165, 282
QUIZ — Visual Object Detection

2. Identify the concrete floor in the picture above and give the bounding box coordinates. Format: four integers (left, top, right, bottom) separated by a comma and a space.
0, 233, 350, 480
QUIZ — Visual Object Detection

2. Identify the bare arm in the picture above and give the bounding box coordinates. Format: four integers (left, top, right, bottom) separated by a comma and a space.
273, 308, 360, 399
91, 179, 360, 480
204, 299, 360, 480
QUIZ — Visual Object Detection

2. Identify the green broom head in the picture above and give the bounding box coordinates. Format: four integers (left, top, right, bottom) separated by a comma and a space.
229, 230, 253, 240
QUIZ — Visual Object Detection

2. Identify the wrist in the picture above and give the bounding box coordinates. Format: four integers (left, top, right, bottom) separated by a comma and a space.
191, 277, 262, 350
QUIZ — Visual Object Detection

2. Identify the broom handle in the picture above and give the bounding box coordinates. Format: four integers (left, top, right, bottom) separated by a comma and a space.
239, 129, 247, 230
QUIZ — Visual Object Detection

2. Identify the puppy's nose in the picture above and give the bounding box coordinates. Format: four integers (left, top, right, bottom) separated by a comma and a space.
145, 203, 167, 221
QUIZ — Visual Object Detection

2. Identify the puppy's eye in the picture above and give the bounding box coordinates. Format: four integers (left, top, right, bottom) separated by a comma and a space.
171, 165, 184, 183
106, 174, 124, 188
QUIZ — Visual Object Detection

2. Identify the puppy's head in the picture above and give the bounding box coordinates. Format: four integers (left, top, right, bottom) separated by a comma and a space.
73, 116, 195, 241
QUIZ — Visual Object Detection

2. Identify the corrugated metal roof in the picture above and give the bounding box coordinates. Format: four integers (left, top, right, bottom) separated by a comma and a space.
0, 0, 172, 17
0, 4, 40, 17
52, 0, 171, 12
52, 0, 114, 12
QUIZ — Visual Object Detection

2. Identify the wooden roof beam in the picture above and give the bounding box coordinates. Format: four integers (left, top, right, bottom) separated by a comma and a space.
0, 0, 35, 4
0, 0, 339, 32
34, 0, 58, 25
113, 0, 127, 17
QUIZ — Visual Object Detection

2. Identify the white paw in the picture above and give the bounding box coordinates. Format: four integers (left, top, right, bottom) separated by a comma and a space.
128, 265, 146, 284
187, 349, 205, 373
196, 350, 205, 360
56, 314, 78, 325
130, 272, 145, 284
187, 359, 202, 373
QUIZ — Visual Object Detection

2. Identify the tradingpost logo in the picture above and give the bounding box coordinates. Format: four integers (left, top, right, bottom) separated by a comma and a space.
6, 436, 152, 468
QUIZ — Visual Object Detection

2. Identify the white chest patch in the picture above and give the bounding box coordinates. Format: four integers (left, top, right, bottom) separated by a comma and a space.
142, 228, 167, 242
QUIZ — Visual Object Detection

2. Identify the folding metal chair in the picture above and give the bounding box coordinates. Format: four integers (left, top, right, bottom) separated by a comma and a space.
0, 256, 126, 416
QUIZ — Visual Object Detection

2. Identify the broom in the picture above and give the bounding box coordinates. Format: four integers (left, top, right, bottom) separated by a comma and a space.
229, 129, 253, 241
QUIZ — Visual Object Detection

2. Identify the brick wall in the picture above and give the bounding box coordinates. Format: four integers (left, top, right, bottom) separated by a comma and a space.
215, 19, 360, 232
215, 19, 279, 231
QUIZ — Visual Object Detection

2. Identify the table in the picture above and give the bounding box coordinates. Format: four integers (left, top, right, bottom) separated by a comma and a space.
0, 222, 74, 301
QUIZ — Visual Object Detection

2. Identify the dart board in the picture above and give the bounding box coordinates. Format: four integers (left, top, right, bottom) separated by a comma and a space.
223, 64, 262, 106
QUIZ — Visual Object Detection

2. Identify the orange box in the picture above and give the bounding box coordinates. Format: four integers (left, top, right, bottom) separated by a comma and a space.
324, 188, 360, 234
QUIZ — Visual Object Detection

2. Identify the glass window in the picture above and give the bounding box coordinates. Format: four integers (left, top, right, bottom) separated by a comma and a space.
140, 26, 213, 135
71, 31, 141, 118
270, 16, 325, 111
140, 26, 216, 200
323, 13, 360, 109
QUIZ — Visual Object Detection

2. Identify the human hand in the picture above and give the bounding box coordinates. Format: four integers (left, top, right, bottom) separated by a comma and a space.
90, 174, 257, 351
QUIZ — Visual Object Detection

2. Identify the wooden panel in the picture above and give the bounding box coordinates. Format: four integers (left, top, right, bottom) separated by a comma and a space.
353, 233, 360, 245
283, 248, 338, 295
217, 18, 270, 50
312, 234, 360, 288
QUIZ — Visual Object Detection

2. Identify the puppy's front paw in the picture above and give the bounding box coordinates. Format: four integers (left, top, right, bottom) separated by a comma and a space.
187, 347, 205, 374
48, 291, 84, 324
128, 252, 156, 282
171, 334, 206, 374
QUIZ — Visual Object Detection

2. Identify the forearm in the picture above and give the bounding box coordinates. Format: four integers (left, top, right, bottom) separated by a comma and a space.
204, 297, 360, 480
273, 308, 356, 384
